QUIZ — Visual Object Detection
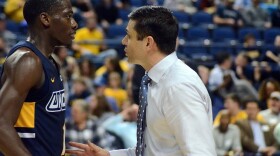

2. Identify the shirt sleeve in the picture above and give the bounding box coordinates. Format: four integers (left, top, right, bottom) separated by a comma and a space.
231, 125, 242, 152
109, 148, 136, 156
162, 83, 216, 156
102, 114, 123, 135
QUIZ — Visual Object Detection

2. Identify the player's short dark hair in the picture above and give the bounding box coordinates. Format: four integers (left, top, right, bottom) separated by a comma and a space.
128, 6, 178, 55
23, 0, 62, 26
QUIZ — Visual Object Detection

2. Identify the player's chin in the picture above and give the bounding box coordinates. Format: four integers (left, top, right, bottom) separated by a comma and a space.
61, 39, 73, 47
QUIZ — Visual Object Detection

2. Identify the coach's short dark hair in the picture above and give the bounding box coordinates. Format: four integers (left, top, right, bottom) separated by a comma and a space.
23, 0, 62, 26
128, 6, 178, 55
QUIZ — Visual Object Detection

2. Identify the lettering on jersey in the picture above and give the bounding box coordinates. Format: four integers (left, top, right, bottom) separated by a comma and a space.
46, 89, 66, 112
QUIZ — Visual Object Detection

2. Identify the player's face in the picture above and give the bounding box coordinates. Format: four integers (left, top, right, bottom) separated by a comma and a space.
49, 0, 78, 46
122, 20, 147, 65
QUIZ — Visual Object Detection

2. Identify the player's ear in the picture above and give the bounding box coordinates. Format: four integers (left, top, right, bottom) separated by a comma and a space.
40, 12, 51, 27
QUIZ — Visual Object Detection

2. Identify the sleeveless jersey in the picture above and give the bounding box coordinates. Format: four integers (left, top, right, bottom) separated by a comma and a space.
0, 41, 66, 156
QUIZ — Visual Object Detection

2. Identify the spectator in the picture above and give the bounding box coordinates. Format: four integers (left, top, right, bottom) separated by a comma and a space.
258, 78, 280, 110
65, 99, 123, 150
214, 0, 243, 28
88, 93, 119, 114
234, 0, 252, 11
209, 52, 259, 100
95, 0, 123, 29
68, 77, 91, 106
213, 110, 242, 156
102, 104, 138, 148
95, 57, 125, 87
104, 72, 128, 109
214, 93, 264, 126
263, 35, 280, 64
260, 91, 280, 125
163, 0, 197, 14
90, 94, 116, 125
241, 0, 271, 28
243, 34, 261, 62
78, 58, 96, 92
0, 37, 7, 65
52, 46, 80, 109
208, 52, 234, 95
71, 0, 94, 12
4, 0, 25, 23
72, 12, 117, 64
233, 52, 254, 83
199, 0, 216, 14
116, 0, 131, 10
53, 46, 80, 82
0, 13, 16, 49
273, 122, 280, 145
271, 4, 280, 27
235, 100, 278, 155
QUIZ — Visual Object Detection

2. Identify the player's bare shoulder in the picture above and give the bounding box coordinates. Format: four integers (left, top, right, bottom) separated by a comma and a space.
5, 47, 41, 69
2, 47, 44, 88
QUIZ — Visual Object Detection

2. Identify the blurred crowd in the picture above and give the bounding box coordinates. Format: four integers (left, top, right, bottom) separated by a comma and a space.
1, 0, 280, 155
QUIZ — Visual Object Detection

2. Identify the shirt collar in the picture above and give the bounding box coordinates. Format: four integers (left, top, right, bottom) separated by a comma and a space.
148, 52, 178, 84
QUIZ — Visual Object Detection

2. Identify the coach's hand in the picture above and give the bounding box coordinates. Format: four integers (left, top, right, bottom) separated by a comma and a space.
66, 141, 110, 156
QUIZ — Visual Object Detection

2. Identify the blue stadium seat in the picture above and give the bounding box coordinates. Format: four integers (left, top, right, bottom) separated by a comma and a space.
212, 27, 236, 42
130, 0, 144, 7
186, 27, 210, 41
182, 44, 208, 56
119, 9, 131, 22
157, 0, 164, 5
191, 11, 213, 26
5, 20, 20, 34
261, 44, 275, 53
209, 43, 235, 55
264, 28, 280, 44
238, 28, 262, 42
172, 11, 190, 23
106, 24, 126, 38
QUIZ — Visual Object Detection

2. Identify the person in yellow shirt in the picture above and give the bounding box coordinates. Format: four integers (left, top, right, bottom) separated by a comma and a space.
214, 93, 264, 126
104, 72, 128, 109
72, 12, 117, 64
4, 0, 25, 23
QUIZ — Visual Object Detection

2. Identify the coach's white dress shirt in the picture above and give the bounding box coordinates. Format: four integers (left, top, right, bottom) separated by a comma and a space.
109, 52, 216, 156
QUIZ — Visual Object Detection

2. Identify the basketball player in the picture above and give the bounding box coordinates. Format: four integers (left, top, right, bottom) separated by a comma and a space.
0, 0, 77, 155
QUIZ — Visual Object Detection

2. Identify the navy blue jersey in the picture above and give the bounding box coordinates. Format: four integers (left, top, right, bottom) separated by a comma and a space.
0, 41, 65, 156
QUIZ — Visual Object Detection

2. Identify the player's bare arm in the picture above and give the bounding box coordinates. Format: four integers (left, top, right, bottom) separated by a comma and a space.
0, 48, 44, 156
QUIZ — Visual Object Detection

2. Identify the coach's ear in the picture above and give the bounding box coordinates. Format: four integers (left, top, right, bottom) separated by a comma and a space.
40, 12, 51, 28
145, 36, 157, 53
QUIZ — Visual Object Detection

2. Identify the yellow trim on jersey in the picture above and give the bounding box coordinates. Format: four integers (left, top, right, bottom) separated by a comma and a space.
14, 102, 35, 128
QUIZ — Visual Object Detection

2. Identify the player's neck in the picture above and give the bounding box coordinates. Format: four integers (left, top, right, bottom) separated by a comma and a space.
27, 34, 55, 58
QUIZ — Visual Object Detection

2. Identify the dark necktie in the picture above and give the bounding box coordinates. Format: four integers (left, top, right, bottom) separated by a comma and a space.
136, 73, 151, 156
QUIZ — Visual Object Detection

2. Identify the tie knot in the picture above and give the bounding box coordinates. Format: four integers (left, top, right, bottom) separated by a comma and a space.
142, 74, 151, 85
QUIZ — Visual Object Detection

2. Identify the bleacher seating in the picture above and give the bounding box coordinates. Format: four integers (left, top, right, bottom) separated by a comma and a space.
172, 11, 190, 23
186, 27, 210, 41
119, 9, 131, 22
264, 28, 280, 44
191, 11, 213, 26
106, 24, 127, 39
238, 27, 262, 42
212, 27, 236, 43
